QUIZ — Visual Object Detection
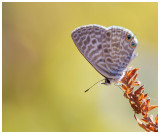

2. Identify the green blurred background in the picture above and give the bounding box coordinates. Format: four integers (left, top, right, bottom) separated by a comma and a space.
2, 2, 158, 132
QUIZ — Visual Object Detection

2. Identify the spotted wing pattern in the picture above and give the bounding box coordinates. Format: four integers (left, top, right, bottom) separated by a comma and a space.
102, 26, 138, 80
71, 25, 138, 81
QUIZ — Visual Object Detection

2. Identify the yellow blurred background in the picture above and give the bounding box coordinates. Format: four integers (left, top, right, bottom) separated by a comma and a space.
2, 2, 158, 132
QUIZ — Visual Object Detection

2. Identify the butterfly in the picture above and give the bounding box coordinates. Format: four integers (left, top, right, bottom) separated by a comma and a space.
71, 24, 138, 85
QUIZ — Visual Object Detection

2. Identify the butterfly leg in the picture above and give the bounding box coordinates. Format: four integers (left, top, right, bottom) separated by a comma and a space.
114, 83, 124, 92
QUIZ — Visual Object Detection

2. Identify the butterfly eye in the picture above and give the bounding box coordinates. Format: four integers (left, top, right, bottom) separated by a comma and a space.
126, 34, 132, 41
130, 42, 136, 48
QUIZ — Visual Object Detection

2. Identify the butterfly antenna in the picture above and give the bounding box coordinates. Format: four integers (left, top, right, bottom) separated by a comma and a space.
84, 79, 105, 93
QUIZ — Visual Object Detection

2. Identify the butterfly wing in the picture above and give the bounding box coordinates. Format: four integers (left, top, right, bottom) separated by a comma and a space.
102, 26, 138, 81
71, 25, 113, 78
71, 25, 138, 81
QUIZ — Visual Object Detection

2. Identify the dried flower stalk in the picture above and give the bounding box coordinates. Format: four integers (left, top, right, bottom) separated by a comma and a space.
119, 68, 158, 132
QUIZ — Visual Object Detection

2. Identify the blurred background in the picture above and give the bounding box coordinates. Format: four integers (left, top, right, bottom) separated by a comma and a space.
2, 2, 158, 132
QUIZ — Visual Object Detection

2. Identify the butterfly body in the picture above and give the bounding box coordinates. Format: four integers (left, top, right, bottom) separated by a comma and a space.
71, 25, 138, 85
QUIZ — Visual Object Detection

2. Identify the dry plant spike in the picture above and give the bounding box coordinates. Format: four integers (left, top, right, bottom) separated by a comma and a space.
119, 67, 158, 132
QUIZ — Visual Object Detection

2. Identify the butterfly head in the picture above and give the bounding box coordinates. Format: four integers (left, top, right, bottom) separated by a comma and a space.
102, 78, 113, 85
